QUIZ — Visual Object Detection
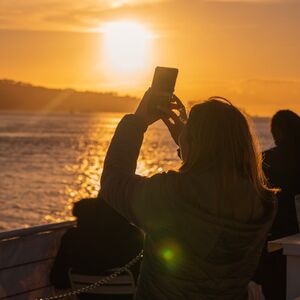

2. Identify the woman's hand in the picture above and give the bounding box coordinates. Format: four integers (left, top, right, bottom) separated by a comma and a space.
160, 95, 187, 145
134, 88, 161, 127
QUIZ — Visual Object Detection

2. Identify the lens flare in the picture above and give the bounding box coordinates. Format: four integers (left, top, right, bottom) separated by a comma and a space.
161, 248, 175, 261
159, 239, 182, 270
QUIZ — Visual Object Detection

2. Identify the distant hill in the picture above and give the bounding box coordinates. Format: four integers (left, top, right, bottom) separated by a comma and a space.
0, 80, 139, 112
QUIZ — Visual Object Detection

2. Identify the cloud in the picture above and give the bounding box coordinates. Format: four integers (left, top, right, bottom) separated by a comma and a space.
1, 0, 299, 32
204, 0, 287, 2
184, 78, 300, 116
0, 0, 167, 31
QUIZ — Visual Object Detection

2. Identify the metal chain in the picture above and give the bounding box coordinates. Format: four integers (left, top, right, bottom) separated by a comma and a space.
36, 250, 144, 300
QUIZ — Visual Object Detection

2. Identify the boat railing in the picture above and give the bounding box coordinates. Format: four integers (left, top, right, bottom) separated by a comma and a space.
0, 221, 76, 300
0, 221, 76, 241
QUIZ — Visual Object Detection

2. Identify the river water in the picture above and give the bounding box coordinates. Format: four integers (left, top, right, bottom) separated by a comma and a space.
0, 112, 274, 231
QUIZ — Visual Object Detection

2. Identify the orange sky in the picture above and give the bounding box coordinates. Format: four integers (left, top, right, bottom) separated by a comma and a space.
0, 0, 300, 116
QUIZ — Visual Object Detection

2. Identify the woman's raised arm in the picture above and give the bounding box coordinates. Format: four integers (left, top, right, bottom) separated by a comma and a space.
99, 89, 165, 227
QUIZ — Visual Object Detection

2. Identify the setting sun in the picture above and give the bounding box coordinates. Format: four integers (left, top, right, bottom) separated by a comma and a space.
102, 21, 152, 73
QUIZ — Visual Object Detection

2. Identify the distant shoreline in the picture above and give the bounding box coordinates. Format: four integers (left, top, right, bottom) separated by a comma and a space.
0, 110, 271, 119
0, 110, 130, 114
0, 79, 139, 113
0, 79, 273, 118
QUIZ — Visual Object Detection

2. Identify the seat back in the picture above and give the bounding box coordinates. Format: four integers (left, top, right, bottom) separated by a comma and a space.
69, 267, 136, 296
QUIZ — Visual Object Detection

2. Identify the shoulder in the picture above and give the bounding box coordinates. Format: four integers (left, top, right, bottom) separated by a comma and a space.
263, 147, 279, 168
129, 171, 181, 230
133, 171, 181, 199
138, 170, 183, 198
261, 189, 278, 218
145, 170, 180, 184
263, 147, 278, 159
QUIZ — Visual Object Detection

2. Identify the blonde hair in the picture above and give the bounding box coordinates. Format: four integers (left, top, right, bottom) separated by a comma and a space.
180, 97, 275, 197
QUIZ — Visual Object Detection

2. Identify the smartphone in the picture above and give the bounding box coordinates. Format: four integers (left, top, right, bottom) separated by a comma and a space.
149, 66, 178, 113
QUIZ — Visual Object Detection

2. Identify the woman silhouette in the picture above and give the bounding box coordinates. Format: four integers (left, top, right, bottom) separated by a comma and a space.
100, 89, 277, 300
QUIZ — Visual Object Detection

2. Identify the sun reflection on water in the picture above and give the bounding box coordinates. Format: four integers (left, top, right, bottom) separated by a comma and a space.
61, 115, 180, 220
0, 112, 274, 230
0, 112, 180, 230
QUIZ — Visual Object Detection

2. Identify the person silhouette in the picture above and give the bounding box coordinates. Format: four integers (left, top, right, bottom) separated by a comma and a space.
100, 90, 277, 300
265, 110, 300, 238
50, 197, 143, 299
253, 110, 300, 299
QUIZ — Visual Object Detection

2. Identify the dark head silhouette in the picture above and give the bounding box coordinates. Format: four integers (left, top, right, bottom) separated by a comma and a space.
271, 110, 300, 147
179, 97, 270, 197
72, 197, 101, 229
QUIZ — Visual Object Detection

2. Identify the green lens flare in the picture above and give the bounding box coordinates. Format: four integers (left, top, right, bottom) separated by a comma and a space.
158, 240, 183, 271
162, 248, 174, 261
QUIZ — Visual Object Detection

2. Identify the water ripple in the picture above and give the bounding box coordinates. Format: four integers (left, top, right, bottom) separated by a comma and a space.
0, 112, 273, 231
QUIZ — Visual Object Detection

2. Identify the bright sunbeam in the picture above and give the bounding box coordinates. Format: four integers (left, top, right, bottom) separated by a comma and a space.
102, 21, 151, 73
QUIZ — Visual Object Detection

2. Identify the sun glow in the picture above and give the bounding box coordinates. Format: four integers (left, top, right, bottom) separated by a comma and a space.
102, 21, 152, 73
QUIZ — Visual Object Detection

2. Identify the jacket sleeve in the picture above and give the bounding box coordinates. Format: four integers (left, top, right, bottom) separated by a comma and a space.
99, 114, 171, 230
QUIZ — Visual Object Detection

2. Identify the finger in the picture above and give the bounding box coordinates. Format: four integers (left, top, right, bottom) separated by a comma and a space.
179, 108, 187, 123
173, 95, 188, 121
169, 103, 187, 122
169, 102, 181, 110
158, 106, 182, 125
172, 94, 186, 114
172, 94, 184, 108
162, 117, 175, 130
157, 105, 171, 116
